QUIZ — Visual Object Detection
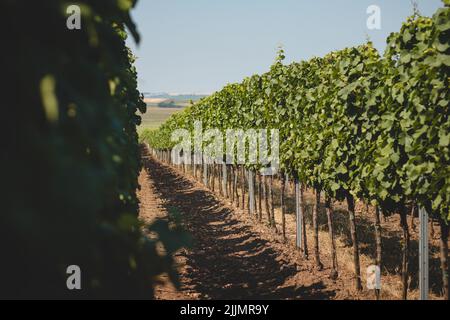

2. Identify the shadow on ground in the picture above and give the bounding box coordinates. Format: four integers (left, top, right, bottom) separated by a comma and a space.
270, 182, 445, 296
142, 155, 336, 300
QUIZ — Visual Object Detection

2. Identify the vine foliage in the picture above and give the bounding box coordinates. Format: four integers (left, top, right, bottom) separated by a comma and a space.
143, 3, 450, 221
1, 0, 186, 299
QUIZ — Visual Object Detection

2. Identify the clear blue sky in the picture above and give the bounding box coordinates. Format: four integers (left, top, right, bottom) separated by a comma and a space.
126, 0, 444, 94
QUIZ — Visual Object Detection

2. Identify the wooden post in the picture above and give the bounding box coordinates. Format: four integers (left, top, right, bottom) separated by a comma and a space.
281, 174, 286, 239
222, 163, 228, 198
203, 159, 208, 186
249, 170, 255, 215
295, 179, 302, 249
419, 207, 429, 300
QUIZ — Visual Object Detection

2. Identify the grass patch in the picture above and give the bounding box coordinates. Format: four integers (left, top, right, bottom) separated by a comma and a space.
139, 106, 185, 130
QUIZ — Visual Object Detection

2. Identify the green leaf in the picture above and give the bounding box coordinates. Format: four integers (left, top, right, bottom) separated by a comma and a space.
40, 74, 59, 123
439, 130, 450, 147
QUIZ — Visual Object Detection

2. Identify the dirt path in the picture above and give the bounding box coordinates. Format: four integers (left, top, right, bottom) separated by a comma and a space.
138, 149, 382, 300
137, 154, 190, 299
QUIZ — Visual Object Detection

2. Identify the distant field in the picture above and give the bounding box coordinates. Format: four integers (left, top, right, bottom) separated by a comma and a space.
144, 98, 195, 109
145, 101, 191, 108
139, 106, 185, 130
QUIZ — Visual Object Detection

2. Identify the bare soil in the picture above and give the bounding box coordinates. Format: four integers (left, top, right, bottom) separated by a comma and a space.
138, 148, 447, 300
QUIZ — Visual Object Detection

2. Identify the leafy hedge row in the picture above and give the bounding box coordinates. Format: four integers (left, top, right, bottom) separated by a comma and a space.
1, 0, 182, 299
143, 3, 449, 221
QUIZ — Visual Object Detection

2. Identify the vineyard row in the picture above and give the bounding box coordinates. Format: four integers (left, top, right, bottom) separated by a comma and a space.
141, 3, 450, 299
